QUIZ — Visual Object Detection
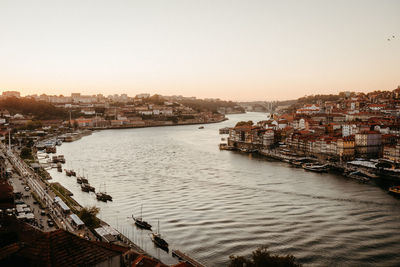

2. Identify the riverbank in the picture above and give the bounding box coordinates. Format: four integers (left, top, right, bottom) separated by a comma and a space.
35, 153, 157, 257
88, 116, 228, 131
221, 145, 400, 186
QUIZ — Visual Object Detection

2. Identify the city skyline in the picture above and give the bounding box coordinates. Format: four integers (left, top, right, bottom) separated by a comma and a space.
0, 0, 399, 101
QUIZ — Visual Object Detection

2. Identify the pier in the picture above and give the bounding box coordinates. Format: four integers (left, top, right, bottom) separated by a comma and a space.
172, 250, 207, 267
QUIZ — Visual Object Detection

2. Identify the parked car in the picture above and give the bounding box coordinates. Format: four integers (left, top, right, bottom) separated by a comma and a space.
24, 186, 30, 191
47, 219, 54, 227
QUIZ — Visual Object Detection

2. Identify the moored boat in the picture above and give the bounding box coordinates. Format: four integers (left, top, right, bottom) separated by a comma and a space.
302, 163, 329, 173
96, 192, 112, 202
389, 185, 400, 196
151, 220, 168, 251
57, 163, 62, 172
81, 183, 90, 192
132, 205, 152, 230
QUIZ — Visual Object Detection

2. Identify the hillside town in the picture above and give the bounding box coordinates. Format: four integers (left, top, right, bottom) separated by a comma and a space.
0, 91, 236, 135
224, 87, 400, 184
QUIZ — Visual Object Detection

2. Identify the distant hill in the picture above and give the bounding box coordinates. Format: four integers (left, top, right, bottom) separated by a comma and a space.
0, 97, 67, 120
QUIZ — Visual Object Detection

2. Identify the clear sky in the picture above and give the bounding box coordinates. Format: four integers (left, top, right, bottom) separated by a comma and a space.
0, 0, 399, 101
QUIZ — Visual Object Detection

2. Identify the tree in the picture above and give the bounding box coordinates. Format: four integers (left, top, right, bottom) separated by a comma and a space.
235, 121, 253, 127
78, 206, 100, 229
229, 246, 302, 267
25, 120, 42, 130
20, 146, 32, 159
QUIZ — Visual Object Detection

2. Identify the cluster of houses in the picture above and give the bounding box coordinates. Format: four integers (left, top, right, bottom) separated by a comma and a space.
227, 87, 400, 163
0, 91, 226, 134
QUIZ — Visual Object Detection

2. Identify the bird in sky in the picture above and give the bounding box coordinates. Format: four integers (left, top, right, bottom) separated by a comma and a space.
387, 35, 396, 41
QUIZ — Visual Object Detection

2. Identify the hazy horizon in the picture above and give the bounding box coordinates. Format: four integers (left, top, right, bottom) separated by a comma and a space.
1, 0, 399, 101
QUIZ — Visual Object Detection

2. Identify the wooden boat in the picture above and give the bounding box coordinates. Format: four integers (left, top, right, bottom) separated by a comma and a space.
389, 186, 400, 196
151, 220, 168, 251
346, 171, 369, 183
96, 192, 112, 202
81, 183, 90, 192
302, 163, 328, 173
132, 205, 152, 230
96, 184, 112, 202
57, 163, 62, 172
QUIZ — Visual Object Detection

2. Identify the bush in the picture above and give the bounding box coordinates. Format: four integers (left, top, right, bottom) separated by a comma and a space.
78, 206, 100, 229
229, 246, 302, 267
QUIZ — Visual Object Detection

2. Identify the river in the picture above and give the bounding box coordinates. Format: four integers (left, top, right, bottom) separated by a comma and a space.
47, 112, 400, 266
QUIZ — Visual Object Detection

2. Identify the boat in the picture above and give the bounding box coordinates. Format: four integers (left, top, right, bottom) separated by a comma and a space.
77, 177, 82, 184
96, 184, 112, 202
45, 146, 56, 154
65, 169, 72, 176
71, 170, 76, 176
151, 220, 168, 251
198, 126, 204, 129
96, 192, 112, 202
57, 155, 65, 163
57, 163, 62, 172
87, 184, 95, 192
346, 171, 369, 183
132, 205, 152, 230
81, 183, 90, 192
389, 186, 400, 196
302, 163, 329, 173
81, 177, 88, 184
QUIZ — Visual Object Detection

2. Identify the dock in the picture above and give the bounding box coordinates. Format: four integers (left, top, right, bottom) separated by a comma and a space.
172, 250, 206, 267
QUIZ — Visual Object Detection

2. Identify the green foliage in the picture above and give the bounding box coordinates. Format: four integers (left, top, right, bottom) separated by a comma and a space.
24, 120, 42, 130
229, 246, 302, 267
178, 99, 243, 113
297, 94, 340, 104
235, 121, 253, 127
148, 94, 165, 105
0, 97, 67, 120
78, 206, 100, 229
20, 146, 33, 159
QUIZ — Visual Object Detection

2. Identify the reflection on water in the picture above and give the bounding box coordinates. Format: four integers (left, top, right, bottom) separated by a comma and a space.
48, 113, 400, 266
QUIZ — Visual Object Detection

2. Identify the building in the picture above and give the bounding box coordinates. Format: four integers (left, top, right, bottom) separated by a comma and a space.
2, 91, 20, 98
337, 136, 355, 160
0, 217, 147, 267
296, 104, 321, 115
355, 131, 382, 158
383, 143, 400, 162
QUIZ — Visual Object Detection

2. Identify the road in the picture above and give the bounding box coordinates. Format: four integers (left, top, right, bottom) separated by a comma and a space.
1, 143, 95, 239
